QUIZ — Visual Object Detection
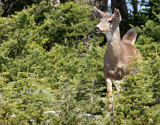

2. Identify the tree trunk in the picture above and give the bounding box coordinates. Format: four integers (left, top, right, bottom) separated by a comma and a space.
111, 0, 128, 20
132, 0, 138, 18
100, 0, 108, 11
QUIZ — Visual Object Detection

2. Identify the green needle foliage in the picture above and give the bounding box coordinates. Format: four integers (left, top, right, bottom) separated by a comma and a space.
114, 55, 160, 125
0, 1, 106, 124
0, 1, 159, 125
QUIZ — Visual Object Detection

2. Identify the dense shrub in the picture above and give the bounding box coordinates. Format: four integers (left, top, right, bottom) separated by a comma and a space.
0, 1, 159, 124
0, 2, 107, 124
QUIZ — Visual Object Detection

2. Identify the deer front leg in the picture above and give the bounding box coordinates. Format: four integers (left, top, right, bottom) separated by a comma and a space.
106, 78, 113, 111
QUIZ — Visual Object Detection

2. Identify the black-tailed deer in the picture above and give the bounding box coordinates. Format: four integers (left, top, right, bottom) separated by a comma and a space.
94, 7, 142, 110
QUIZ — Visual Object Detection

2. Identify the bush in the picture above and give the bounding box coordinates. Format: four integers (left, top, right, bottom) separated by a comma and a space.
0, 2, 107, 124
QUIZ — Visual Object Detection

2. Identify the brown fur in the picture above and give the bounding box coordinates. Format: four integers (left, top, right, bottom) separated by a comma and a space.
94, 7, 142, 111
122, 29, 137, 45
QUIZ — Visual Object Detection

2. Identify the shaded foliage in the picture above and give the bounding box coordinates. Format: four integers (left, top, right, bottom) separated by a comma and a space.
0, 0, 42, 17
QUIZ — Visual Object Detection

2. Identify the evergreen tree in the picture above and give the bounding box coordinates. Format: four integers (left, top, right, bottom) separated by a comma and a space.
0, 0, 159, 124
0, 1, 107, 124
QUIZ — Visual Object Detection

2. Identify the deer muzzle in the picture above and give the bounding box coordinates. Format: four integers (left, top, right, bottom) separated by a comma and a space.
94, 26, 100, 33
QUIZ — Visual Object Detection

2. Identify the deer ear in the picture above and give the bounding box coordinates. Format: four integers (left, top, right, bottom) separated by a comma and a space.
113, 8, 122, 23
94, 6, 106, 19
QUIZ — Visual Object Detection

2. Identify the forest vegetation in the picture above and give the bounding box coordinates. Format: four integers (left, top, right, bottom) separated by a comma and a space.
0, 0, 160, 124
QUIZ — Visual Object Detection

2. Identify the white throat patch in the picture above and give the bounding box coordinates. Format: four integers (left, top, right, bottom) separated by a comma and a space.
106, 33, 113, 41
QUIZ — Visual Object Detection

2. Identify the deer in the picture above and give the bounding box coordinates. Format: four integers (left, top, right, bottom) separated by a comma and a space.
94, 7, 142, 111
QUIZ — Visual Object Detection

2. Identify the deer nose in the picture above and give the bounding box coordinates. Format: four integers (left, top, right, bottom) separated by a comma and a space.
94, 26, 100, 33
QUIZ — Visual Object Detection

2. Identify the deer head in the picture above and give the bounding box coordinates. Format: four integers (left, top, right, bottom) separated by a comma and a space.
94, 7, 122, 37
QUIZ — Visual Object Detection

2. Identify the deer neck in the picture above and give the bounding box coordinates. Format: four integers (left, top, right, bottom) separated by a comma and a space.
106, 27, 122, 62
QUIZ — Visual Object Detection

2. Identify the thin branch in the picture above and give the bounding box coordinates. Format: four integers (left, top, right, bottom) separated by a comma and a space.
17, 28, 21, 41
91, 79, 95, 116
65, 82, 68, 112
91, 79, 95, 104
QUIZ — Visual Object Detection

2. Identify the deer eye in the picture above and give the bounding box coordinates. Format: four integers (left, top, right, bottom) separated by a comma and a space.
108, 20, 112, 23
